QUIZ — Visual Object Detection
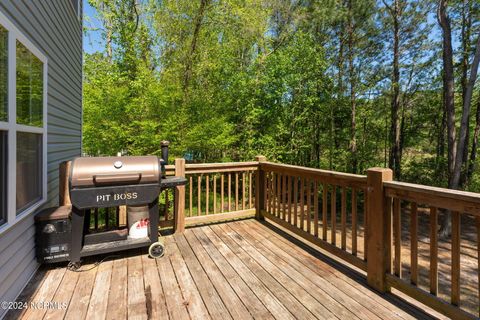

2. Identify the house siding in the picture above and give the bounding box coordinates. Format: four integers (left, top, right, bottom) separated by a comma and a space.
0, 1, 82, 317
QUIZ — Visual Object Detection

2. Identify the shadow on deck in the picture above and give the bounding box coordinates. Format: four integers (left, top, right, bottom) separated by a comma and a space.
7, 219, 446, 320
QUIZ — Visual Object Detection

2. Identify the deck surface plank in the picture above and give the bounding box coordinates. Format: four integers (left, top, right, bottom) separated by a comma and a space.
85, 259, 113, 320
64, 263, 97, 320
239, 220, 414, 320
141, 254, 169, 320
44, 268, 79, 320
191, 227, 274, 319
8, 219, 447, 320
174, 233, 233, 320
106, 258, 128, 320
182, 230, 253, 320
211, 223, 320, 320
167, 237, 211, 320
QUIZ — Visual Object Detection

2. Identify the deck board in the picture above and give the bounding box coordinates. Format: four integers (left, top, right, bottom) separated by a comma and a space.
8, 219, 444, 320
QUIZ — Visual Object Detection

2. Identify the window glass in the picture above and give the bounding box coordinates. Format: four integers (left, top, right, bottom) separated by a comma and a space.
0, 131, 6, 225
16, 41, 43, 127
16, 132, 42, 213
0, 26, 7, 122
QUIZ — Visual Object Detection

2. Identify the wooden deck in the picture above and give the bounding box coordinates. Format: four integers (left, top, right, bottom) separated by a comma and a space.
7, 219, 446, 320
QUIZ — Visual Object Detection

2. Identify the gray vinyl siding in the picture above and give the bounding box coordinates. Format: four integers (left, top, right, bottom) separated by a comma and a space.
0, 1, 82, 317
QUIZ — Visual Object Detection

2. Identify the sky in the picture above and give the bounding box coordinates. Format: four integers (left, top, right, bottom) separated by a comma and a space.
83, 0, 104, 54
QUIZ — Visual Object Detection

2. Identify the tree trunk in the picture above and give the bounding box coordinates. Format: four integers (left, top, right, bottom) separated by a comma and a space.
183, 0, 209, 96
466, 96, 480, 184
437, 0, 456, 238
451, 34, 480, 189
437, 0, 456, 190
347, 0, 357, 174
460, 0, 472, 186
388, 0, 402, 180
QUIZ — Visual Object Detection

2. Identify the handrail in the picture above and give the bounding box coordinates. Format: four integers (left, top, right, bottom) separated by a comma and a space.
384, 180, 480, 216
165, 161, 259, 175
260, 162, 367, 189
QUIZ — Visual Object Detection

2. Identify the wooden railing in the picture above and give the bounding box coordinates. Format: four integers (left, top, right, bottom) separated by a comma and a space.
164, 159, 259, 231
382, 180, 480, 319
258, 162, 368, 271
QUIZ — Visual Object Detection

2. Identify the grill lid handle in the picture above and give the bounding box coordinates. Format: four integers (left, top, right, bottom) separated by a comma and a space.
93, 173, 142, 186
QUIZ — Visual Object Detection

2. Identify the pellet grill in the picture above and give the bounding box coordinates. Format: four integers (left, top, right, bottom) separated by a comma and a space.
37, 142, 186, 268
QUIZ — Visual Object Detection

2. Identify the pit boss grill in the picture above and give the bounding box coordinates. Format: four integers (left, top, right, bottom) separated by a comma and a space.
66, 152, 186, 268
34, 142, 187, 268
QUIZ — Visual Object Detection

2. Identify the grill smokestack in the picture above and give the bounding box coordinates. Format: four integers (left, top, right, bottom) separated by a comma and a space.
160, 140, 169, 164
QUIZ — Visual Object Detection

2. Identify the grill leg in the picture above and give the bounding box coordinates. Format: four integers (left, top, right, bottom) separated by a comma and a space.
70, 206, 85, 264
149, 198, 159, 243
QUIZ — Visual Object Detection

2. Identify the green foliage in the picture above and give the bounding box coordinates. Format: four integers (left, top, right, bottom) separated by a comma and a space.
83, 0, 480, 192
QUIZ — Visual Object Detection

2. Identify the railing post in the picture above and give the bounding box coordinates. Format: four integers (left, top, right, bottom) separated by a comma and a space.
366, 167, 392, 292
174, 158, 186, 233
255, 156, 267, 220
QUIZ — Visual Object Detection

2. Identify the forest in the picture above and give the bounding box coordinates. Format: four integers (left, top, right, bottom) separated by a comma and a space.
83, 0, 480, 193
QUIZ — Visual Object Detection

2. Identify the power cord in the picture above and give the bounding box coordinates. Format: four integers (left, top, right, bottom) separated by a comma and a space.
67, 254, 121, 272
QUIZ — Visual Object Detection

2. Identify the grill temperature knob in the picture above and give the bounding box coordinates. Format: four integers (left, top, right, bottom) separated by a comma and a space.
114, 160, 123, 169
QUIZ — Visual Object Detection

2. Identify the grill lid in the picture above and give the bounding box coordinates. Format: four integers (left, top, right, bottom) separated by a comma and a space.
70, 156, 161, 188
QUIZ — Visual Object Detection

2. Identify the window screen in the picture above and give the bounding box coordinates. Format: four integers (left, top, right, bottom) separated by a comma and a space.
0, 25, 7, 122
16, 41, 43, 127
0, 131, 6, 225
16, 132, 42, 213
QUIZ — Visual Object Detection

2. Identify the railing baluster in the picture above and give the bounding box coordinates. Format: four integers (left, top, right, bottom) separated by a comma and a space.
206, 174, 209, 215
105, 208, 109, 229
235, 172, 238, 211
352, 188, 357, 256
94, 208, 98, 231
331, 185, 336, 245
451, 211, 460, 306
282, 174, 287, 221
221, 174, 225, 213
307, 179, 311, 233
294, 176, 298, 227
272, 173, 276, 216
300, 177, 305, 230
116, 207, 120, 228
314, 181, 318, 237
287, 176, 292, 223
213, 175, 217, 214
341, 187, 347, 250
228, 173, 232, 212
477, 216, 480, 318
430, 206, 438, 295
198, 175, 202, 216
249, 171, 253, 209
393, 198, 401, 278
268, 172, 275, 215
364, 191, 368, 261
189, 176, 193, 216
277, 173, 282, 218
264, 172, 269, 212
235, 173, 239, 211
410, 202, 418, 285
242, 172, 246, 210
386, 197, 393, 273
166, 189, 171, 220
322, 183, 327, 241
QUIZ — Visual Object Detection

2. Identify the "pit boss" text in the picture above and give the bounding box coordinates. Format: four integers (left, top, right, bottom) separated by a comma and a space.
96, 192, 138, 202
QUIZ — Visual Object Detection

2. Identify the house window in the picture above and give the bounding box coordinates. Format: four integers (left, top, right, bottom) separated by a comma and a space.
0, 11, 47, 230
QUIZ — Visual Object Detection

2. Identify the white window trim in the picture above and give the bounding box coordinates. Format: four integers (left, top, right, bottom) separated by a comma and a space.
0, 10, 48, 235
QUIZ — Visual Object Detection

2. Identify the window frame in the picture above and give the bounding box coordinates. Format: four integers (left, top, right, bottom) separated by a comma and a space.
0, 10, 48, 234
